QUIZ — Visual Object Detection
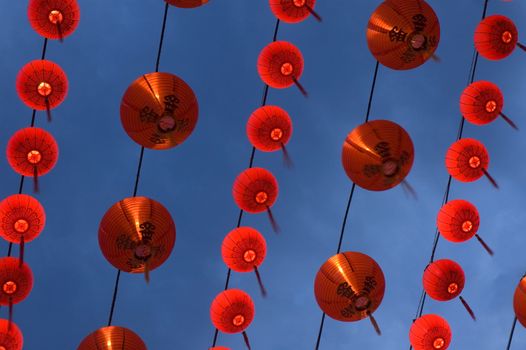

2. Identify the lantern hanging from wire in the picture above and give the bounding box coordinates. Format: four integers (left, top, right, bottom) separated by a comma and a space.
209, 348, 230, 350
409, 314, 451, 350
120, 72, 199, 150
513, 276, 526, 328
28, 0, 80, 41
314, 251, 385, 335
77, 326, 147, 350
222, 227, 268, 296
0, 319, 23, 350
474, 15, 525, 61
269, 0, 321, 23
210, 289, 255, 350
366, 0, 440, 70
0, 257, 33, 326
165, 0, 209, 8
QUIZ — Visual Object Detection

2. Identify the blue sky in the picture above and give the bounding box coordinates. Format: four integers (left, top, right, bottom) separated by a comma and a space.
1, 0, 526, 349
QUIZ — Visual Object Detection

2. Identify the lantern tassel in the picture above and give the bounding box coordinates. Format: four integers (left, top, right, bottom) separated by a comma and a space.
517, 42, 526, 52
460, 296, 476, 321
292, 77, 308, 97
19, 235, 25, 266
254, 266, 267, 297
45, 98, 52, 122
500, 112, 518, 130
305, 4, 322, 22
57, 23, 64, 43
475, 234, 494, 256
367, 311, 382, 335
33, 166, 39, 193
266, 206, 280, 234
431, 53, 441, 62
482, 168, 499, 189
8, 297, 13, 331
242, 331, 252, 350
144, 261, 150, 284
401, 180, 418, 200
281, 143, 293, 168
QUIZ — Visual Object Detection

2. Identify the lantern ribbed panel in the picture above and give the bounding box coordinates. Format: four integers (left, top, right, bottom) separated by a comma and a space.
257, 41, 304, 89
460, 81, 503, 125
474, 15, 518, 61
269, 0, 316, 23
436, 199, 479, 243
409, 314, 451, 350
210, 289, 255, 334
0, 257, 33, 305
232, 168, 278, 213
514, 277, 526, 328
28, 0, 80, 40
77, 326, 147, 350
0, 194, 46, 244
423, 259, 465, 302
246, 105, 292, 152
0, 319, 23, 350
445, 138, 489, 182
166, 0, 209, 8
222, 227, 267, 273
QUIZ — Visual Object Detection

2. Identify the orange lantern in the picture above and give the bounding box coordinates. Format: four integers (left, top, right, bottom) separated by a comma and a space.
0, 319, 23, 350
445, 138, 497, 188
16, 60, 68, 121
436, 199, 493, 255
460, 81, 517, 129
257, 41, 307, 96
77, 326, 146, 350
210, 289, 254, 349
314, 252, 385, 334
513, 276, 526, 328
222, 227, 267, 296
120, 72, 198, 150
341, 120, 414, 192
409, 314, 451, 350
98, 196, 176, 282
423, 259, 476, 320
0, 257, 33, 325
232, 167, 279, 232
366, 0, 440, 70
166, 0, 209, 8
269, 0, 321, 23
6, 127, 59, 192
28, 0, 80, 41
474, 15, 525, 61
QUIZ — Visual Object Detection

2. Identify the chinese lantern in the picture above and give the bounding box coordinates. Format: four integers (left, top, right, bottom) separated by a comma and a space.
513, 276, 526, 327
474, 15, 525, 61
445, 138, 497, 188
0, 319, 23, 350
98, 196, 176, 282
269, 0, 321, 23
460, 81, 517, 129
16, 60, 68, 121
165, 0, 209, 8
257, 41, 307, 96
314, 251, 385, 335
77, 326, 147, 350
210, 348, 230, 350
232, 168, 279, 233
210, 289, 254, 350
409, 314, 451, 350
366, 0, 440, 70
120, 72, 198, 150
341, 120, 414, 192
0, 257, 33, 325
423, 259, 476, 320
436, 199, 493, 255
28, 0, 80, 41
246, 105, 293, 166
0, 194, 46, 262
6, 127, 59, 193
222, 227, 268, 296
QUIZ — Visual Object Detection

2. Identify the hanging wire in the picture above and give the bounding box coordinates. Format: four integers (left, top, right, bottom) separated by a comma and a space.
106, 3, 170, 327
210, 18, 281, 348
506, 317, 518, 350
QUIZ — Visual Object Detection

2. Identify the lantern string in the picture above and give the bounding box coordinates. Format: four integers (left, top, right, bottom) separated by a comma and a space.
106, 2, 170, 327
211, 18, 281, 348
409, 1, 489, 348
506, 317, 518, 349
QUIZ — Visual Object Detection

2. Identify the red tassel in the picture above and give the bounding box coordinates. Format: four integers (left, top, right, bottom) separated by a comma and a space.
57, 23, 64, 43
368, 312, 382, 335
254, 266, 267, 297
460, 296, 476, 321
33, 166, 39, 193
500, 112, 519, 130
45, 98, 52, 122
401, 180, 418, 200
431, 53, 441, 62
242, 331, 252, 350
266, 206, 280, 234
281, 143, 293, 168
144, 261, 150, 284
305, 4, 322, 22
292, 77, 308, 97
475, 234, 494, 256
19, 235, 25, 267
8, 298, 13, 331
482, 168, 499, 189
517, 42, 526, 51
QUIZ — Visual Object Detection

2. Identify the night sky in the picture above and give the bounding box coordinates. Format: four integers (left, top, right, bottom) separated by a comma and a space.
1, 0, 526, 349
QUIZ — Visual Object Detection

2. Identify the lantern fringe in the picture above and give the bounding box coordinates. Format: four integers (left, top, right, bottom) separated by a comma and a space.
144, 261, 150, 284
368, 311, 382, 335
33, 166, 39, 193
482, 168, 499, 189
254, 266, 267, 297
281, 143, 293, 168
517, 42, 526, 52
57, 23, 64, 43
45, 98, 52, 122
242, 331, 252, 350
305, 4, 322, 22
19, 235, 25, 267
431, 53, 441, 62
500, 112, 518, 130
475, 234, 494, 256
401, 180, 418, 200
292, 77, 308, 97
266, 206, 280, 234
460, 296, 476, 321
8, 298, 12, 331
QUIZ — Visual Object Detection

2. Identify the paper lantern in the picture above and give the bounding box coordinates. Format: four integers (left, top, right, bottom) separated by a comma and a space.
77, 326, 146, 350
28, 0, 80, 40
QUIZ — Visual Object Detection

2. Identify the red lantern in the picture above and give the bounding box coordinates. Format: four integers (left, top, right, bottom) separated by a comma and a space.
269, 0, 321, 23
474, 15, 525, 61
222, 227, 267, 296
210, 289, 254, 350
165, 0, 209, 8
409, 314, 451, 350
210, 347, 230, 350
28, 0, 80, 41
445, 138, 497, 188
513, 276, 526, 328
16, 60, 68, 121
436, 199, 493, 255
423, 259, 475, 320
77, 326, 147, 350
257, 41, 307, 96
460, 81, 517, 129
6, 127, 59, 193
0, 257, 33, 325
0, 319, 23, 350
232, 168, 279, 232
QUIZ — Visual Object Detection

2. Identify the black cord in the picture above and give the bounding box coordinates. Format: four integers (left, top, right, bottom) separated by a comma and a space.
506, 317, 518, 350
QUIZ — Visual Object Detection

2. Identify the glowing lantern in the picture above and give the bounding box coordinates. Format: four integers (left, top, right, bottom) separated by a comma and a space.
0, 319, 23, 350
409, 314, 451, 350
513, 276, 526, 328
0, 257, 33, 325
28, 0, 80, 41
165, 0, 209, 8
77, 326, 146, 350
269, 0, 321, 23
474, 15, 525, 61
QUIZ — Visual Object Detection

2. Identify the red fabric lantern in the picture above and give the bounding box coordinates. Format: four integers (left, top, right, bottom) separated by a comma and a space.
513, 276, 526, 328
0, 319, 23, 350
474, 15, 525, 61
166, 0, 209, 8
460, 81, 516, 129
436, 199, 493, 255
210, 289, 254, 349
269, 0, 321, 23
210, 347, 230, 350
257, 41, 307, 96
409, 314, 451, 350
77, 326, 146, 350
423, 259, 475, 320
6, 127, 59, 192
222, 227, 267, 296
16, 60, 68, 121
28, 0, 80, 41
445, 138, 497, 188
0, 257, 33, 325
98, 196, 176, 282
